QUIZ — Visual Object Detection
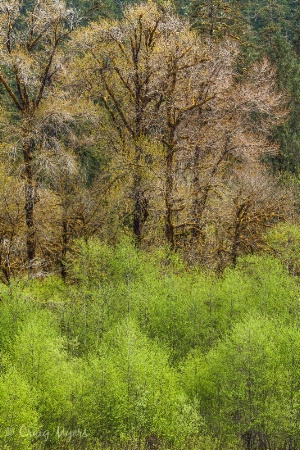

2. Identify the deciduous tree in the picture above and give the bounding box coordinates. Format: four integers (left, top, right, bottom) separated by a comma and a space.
0, 0, 80, 273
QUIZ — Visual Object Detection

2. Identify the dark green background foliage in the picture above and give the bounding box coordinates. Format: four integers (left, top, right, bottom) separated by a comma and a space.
187, 0, 300, 172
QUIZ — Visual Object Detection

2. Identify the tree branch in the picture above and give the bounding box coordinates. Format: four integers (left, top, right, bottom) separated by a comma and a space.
0, 74, 22, 111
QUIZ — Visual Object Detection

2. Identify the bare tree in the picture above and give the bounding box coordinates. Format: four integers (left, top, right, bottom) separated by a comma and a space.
0, 0, 80, 274
70, 1, 288, 268
170, 56, 287, 265
70, 1, 170, 244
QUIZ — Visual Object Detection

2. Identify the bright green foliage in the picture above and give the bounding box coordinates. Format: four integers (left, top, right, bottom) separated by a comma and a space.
78, 319, 200, 448
63, 237, 159, 355
0, 366, 38, 450
0, 290, 35, 354
63, 239, 300, 361
132, 252, 299, 360
266, 222, 300, 275
10, 310, 81, 448
0, 237, 299, 448
68, 237, 151, 286
219, 254, 300, 321
182, 316, 300, 449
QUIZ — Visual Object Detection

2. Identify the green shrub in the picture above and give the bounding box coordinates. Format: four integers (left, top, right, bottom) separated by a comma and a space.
11, 310, 82, 448
265, 222, 300, 275
78, 319, 201, 448
0, 366, 38, 450
182, 315, 300, 449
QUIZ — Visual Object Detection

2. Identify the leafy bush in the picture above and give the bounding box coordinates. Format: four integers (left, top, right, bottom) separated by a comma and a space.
10, 310, 82, 448
182, 315, 300, 449
78, 319, 201, 448
265, 222, 300, 275
0, 238, 299, 448
0, 366, 38, 450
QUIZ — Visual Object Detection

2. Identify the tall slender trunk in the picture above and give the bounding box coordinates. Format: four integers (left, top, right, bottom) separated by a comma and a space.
132, 143, 148, 245
132, 98, 143, 244
133, 172, 143, 245
191, 145, 202, 238
231, 203, 249, 265
23, 137, 36, 274
164, 66, 176, 249
131, 36, 149, 245
165, 147, 175, 249
60, 216, 68, 281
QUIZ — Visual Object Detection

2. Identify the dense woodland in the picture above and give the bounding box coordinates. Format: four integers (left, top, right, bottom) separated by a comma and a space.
1, 0, 300, 449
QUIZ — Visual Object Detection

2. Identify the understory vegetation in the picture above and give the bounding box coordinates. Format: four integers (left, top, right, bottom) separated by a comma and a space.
0, 236, 300, 449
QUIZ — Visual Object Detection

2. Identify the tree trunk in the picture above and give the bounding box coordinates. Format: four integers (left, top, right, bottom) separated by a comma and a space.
132, 142, 149, 245
191, 145, 202, 238
165, 148, 175, 249
132, 172, 148, 245
23, 138, 36, 274
60, 218, 68, 281
231, 203, 249, 266
192, 137, 231, 239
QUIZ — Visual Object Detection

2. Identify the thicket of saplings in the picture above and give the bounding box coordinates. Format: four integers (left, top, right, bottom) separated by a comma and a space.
1, 222, 300, 450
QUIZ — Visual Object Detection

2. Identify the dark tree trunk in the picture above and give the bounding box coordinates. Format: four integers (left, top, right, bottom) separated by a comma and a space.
133, 172, 148, 245
191, 145, 202, 238
231, 203, 249, 266
23, 138, 36, 274
165, 148, 175, 249
60, 218, 68, 281
133, 176, 143, 245
192, 137, 231, 239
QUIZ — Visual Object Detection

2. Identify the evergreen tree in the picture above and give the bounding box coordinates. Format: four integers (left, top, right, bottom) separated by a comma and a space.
189, 0, 246, 39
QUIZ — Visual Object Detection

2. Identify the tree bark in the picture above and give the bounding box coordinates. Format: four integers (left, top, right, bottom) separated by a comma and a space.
132, 169, 148, 245
23, 137, 36, 274
231, 203, 250, 266
165, 148, 175, 249
60, 216, 69, 281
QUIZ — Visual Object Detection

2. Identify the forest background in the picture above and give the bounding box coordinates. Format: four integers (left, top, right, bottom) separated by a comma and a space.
1, 0, 300, 449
